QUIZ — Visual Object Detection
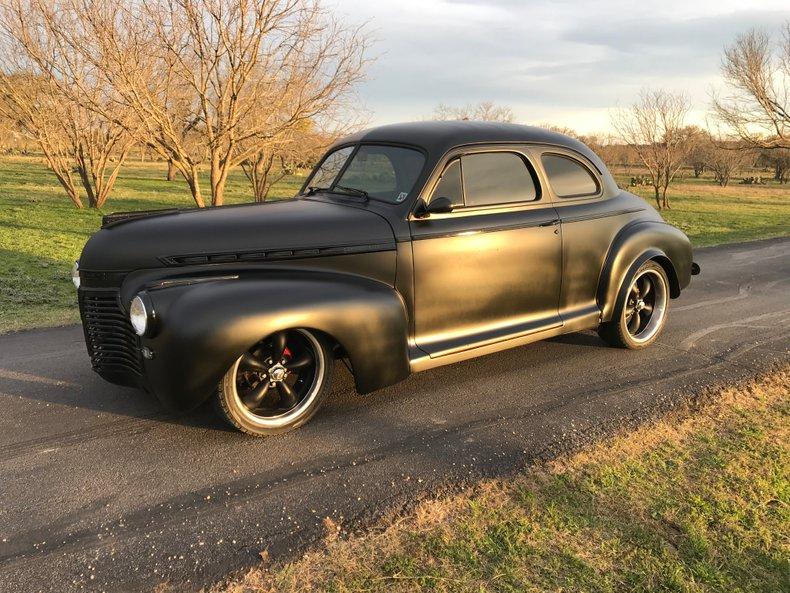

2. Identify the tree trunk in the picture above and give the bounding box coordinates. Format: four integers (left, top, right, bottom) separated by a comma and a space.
775, 162, 787, 182
75, 156, 99, 208
95, 149, 128, 208
210, 161, 224, 207
185, 165, 205, 208
256, 154, 275, 202
55, 173, 83, 208
210, 154, 233, 207
66, 187, 83, 208
165, 157, 205, 207
212, 183, 224, 206
49, 165, 83, 208
166, 159, 178, 181
253, 158, 265, 202
40, 145, 83, 208
653, 186, 662, 210
242, 152, 283, 203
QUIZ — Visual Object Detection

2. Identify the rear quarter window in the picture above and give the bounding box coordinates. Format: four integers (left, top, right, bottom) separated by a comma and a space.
541, 154, 599, 198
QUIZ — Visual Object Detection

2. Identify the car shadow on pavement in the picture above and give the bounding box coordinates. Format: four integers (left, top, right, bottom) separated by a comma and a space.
0, 326, 609, 438
0, 337, 363, 435
547, 330, 606, 348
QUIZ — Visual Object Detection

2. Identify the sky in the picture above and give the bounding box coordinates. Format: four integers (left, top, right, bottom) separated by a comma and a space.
327, 0, 790, 135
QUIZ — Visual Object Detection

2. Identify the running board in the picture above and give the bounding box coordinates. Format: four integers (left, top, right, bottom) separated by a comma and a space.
409, 306, 600, 373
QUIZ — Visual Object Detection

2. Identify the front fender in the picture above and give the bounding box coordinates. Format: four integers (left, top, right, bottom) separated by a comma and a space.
140, 272, 410, 411
598, 221, 692, 322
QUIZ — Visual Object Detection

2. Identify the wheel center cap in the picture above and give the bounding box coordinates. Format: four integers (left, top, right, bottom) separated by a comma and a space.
269, 364, 287, 382
635, 299, 645, 311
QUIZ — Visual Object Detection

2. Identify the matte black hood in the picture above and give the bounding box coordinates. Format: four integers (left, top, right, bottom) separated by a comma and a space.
79, 198, 395, 271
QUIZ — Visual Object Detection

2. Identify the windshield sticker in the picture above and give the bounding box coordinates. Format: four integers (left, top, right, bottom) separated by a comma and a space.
396, 192, 408, 202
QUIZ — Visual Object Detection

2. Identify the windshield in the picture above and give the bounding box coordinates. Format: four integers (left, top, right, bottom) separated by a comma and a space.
305, 144, 425, 203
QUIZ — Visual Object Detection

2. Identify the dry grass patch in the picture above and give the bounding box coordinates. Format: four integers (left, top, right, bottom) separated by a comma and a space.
216, 369, 790, 593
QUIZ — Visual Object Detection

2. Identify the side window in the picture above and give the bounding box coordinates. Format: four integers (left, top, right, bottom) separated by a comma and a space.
462, 152, 537, 207
430, 159, 463, 207
541, 154, 599, 198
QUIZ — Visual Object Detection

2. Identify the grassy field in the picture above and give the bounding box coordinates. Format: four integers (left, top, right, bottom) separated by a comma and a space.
0, 156, 787, 333
219, 369, 790, 593
0, 156, 304, 333
611, 168, 790, 248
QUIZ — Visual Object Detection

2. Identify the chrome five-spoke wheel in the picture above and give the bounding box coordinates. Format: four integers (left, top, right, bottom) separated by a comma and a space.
623, 267, 667, 343
215, 329, 333, 436
598, 260, 670, 349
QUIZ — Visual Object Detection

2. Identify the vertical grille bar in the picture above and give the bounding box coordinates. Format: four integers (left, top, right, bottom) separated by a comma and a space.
78, 289, 143, 380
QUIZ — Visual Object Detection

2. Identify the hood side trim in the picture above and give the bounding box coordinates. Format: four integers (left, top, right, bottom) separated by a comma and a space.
159, 241, 396, 266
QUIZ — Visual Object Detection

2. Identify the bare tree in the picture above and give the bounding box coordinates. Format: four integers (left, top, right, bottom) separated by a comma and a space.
712, 24, 789, 149
433, 101, 514, 122
0, 108, 18, 152
240, 124, 329, 201
32, 0, 369, 208
0, 0, 135, 208
760, 147, 790, 182
0, 74, 83, 207
593, 139, 632, 172
70, 109, 132, 208
683, 126, 711, 177
705, 136, 752, 187
612, 89, 692, 209
538, 123, 579, 137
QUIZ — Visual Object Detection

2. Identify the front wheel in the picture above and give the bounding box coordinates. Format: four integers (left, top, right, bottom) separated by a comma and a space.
215, 329, 334, 436
598, 260, 669, 349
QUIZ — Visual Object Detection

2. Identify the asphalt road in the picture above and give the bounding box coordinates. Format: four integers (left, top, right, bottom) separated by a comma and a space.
1, 238, 788, 593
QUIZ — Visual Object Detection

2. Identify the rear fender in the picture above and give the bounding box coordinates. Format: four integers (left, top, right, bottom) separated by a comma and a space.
140, 273, 409, 411
598, 221, 692, 322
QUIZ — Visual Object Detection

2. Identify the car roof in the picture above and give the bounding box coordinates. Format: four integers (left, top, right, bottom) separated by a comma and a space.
334, 120, 606, 171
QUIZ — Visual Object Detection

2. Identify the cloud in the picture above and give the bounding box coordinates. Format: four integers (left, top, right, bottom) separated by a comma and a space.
328, 0, 790, 133
565, 9, 787, 51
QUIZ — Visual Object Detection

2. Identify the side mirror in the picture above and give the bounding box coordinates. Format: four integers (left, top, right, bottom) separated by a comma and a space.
414, 197, 454, 218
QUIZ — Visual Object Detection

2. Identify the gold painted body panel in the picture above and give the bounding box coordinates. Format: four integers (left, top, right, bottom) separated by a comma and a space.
410, 207, 562, 357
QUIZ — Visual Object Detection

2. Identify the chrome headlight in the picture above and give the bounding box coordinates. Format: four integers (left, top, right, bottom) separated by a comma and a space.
71, 261, 80, 289
129, 294, 155, 337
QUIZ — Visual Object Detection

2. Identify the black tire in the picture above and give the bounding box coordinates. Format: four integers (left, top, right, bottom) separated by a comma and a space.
214, 329, 334, 436
598, 260, 670, 350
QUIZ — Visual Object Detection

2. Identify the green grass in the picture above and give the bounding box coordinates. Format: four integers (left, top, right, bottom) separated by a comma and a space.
0, 157, 788, 333
0, 156, 304, 333
223, 370, 790, 593
612, 169, 790, 247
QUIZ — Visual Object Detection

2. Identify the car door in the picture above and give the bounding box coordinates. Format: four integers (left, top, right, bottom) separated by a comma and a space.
409, 147, 563, 358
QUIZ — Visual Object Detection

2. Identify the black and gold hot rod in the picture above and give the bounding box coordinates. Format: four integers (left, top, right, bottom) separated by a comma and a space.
75, 121, 699, 435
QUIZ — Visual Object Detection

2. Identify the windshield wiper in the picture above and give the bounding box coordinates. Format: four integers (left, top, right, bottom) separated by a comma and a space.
304, 186, 327, 196
333, 185, 369, 201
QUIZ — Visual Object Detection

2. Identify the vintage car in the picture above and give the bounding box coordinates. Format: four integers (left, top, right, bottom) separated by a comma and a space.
74, 121, 699, 435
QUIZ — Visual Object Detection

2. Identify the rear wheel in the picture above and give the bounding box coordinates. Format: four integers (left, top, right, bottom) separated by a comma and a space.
598, 260, 669, 349
215, 329, 333, 436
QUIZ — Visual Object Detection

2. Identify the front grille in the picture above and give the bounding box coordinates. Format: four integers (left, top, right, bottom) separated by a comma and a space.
79, 290, 143, 383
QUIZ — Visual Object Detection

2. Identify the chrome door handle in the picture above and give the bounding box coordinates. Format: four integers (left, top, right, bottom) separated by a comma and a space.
539, 218, 561, 227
